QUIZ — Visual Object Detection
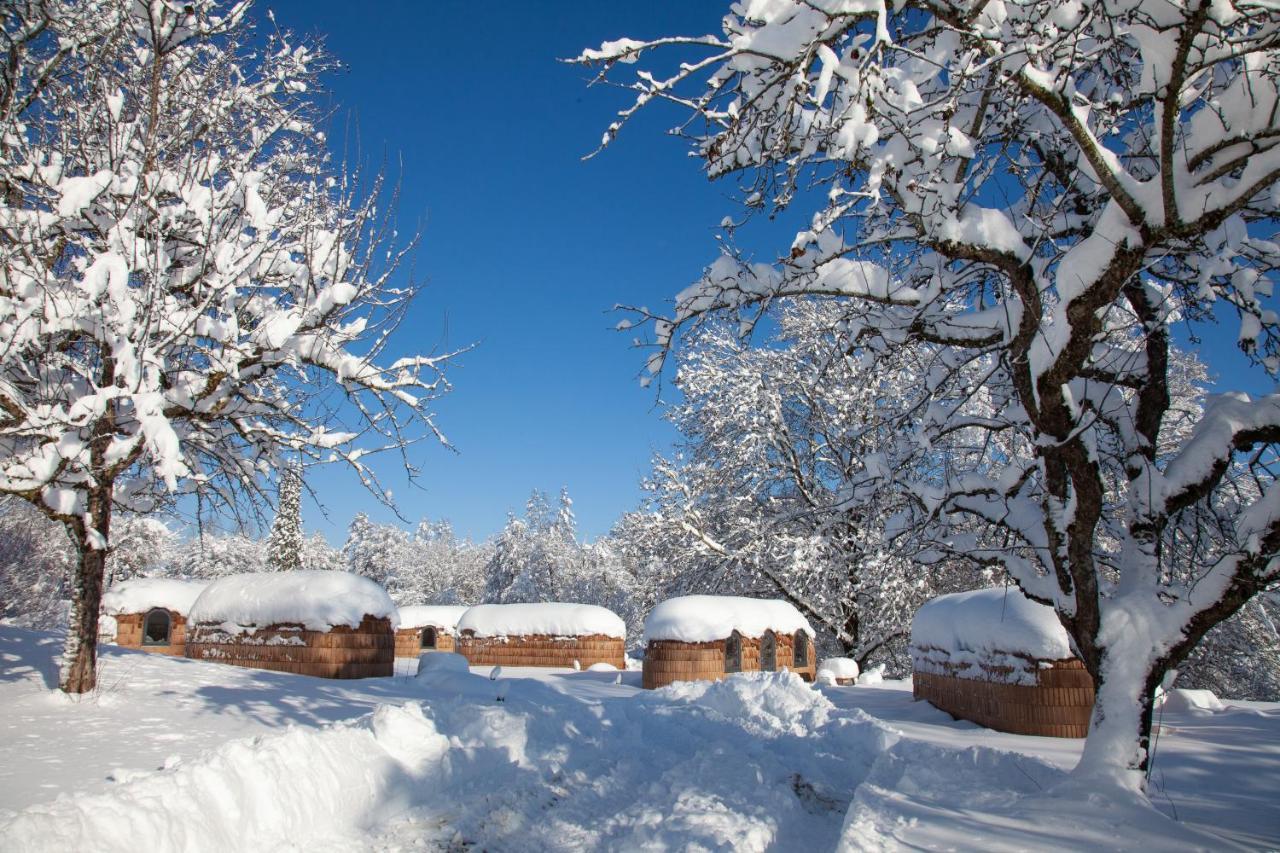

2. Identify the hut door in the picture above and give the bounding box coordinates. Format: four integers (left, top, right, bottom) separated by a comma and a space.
761, 631, 777, 671
793, 631, 809, 667
421, 627, 437, 650
143, 609, 171, 646
725, 631, 743, 673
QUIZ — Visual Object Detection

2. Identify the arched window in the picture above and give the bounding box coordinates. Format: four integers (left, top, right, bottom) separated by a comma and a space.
760, 631, 777, 671
143, 609, 171, 646
793, 631, 809, 667
421, 626, 438, 650
724, 631, 743, 673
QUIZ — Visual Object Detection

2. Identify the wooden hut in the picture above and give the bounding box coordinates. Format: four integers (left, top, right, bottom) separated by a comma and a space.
395, 605, 468, 657
101, 578, 209, 656
910, 587, 1095, 738
185, 571, 397, 679
641, 596, 817, 690
454, 603, 626, 669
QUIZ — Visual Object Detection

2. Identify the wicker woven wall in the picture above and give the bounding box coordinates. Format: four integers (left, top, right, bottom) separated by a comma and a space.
113, 611, 188, 656
642, 632, 817, 689
455, 633, 624, 669
394, 627, 456, 657
913, 657, 1095, 738
185, 614, 394, 679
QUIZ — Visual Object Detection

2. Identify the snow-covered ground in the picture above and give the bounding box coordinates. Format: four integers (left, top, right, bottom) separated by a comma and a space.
1, 626, 1276, 851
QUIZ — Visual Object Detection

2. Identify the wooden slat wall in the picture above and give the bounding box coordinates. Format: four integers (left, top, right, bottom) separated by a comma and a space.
185, 615, 394, 679
912, 659, 1095, 738
455, 633, 625, 669
112, 611, 188, 657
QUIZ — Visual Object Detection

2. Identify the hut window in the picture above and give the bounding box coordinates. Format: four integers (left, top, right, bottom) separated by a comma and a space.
760, 631, 777, 672
421, 627, 438, 650
793, 631, 809, 667
143, 609, 171, 646
725, 631, 743, 673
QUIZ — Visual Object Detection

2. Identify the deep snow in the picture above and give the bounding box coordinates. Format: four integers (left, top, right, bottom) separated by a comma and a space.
0, 626, 1276, 851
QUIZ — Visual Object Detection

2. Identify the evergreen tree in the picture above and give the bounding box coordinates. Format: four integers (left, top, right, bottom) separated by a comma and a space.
266, 469, 304, 572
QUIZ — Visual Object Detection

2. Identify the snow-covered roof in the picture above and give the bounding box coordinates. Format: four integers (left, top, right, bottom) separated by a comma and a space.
397, 605, 469, 631
101, 578, 209, 616
642, 595, 814, 644
817, 658, 860, 679
188, 571, 398, 632
455, 603, 625, 639
910, 587, 1071, 660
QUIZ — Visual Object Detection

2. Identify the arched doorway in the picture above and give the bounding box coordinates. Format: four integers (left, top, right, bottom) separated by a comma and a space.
793, 631, 809, 667
143, 609, 171, 646
421, 626, 438, 650
760, 631, 777, 671
724, 630, 743, 673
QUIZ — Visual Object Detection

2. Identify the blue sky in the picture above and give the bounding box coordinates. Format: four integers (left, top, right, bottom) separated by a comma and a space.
266, 1, 1275, 546
264, 1, 735, 544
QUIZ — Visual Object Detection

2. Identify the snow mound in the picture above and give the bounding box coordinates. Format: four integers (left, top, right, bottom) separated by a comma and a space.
100, 578, 209, 616
857, 664, 885, 685
188, 571, 397, 632
911, 587, 1071, 660
396, 604, 468, 631
1161, 688, 1226, 714
1, 703, 449, 852
642, 595, 815, 643
656, 671, 832, 737
456, 603, 625, 639
587, 662, 618, 672
415, 652, 470, 676
818, 658, 860, 683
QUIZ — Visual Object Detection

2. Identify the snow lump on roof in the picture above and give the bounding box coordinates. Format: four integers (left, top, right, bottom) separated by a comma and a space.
101, 578, 209, 616
456, 603, 625, 639
910, 587, 1071, 660
642, 595, 814, 644
188, 571, 397, 632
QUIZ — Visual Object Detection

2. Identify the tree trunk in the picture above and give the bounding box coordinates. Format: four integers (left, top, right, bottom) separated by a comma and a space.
59, 491, 111, 694
1071, 644, 1167, 794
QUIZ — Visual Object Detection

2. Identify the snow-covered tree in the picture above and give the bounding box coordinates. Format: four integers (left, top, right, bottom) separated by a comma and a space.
300, 532, 345, 573
0, 496, 73, 626
265, 468, 303, 572
637, 302, 971, 670
0, 1, 454, 692
105, 515, 178, 585
343, 512, 411, 593
187, 530, 266, 579
579, 0, 1280, 792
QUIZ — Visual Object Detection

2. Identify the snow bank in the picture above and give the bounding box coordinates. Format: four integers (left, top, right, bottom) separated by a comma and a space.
656, 671, 832, 737
100, 578, 209, 616
397, 604, 468, 632
456, 603, 625, 638
818, 658, 860, 684
1161, 688, 1225, 714
642, 595, 815, 643
187, 571, 397, 632
2, 703, 448, 852
910, 587, 1071, 660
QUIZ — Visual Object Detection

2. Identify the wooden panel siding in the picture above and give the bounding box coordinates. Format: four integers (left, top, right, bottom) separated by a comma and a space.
186, 615, 394, 679
912, 652, 1094, 738
455, 633, 624, 669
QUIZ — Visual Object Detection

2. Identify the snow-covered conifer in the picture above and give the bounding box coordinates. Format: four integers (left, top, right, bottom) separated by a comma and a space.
265, 469, 303, 572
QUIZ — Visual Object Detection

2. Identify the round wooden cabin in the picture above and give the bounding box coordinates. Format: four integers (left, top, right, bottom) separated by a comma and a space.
101, 578, 209, 656
641, 596, 817, 690
910, 587, 1096, 738
185, 571, 396, 679
395, 605, 468, 657
454, 603, 626, 669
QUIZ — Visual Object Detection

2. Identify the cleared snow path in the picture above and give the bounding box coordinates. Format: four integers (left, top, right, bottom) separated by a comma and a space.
1, 627, 1276, 851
